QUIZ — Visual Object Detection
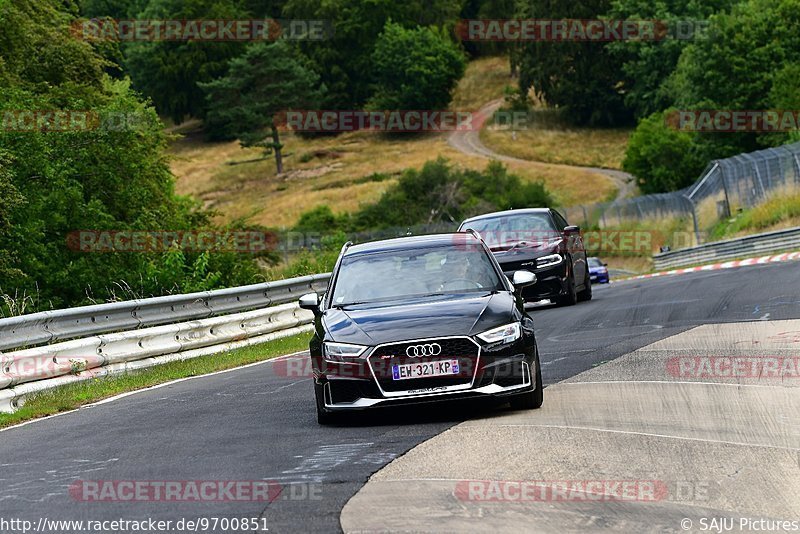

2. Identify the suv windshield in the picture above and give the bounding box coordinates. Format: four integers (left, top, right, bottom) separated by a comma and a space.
460, 213, 558, 247
330, 245, 504, 306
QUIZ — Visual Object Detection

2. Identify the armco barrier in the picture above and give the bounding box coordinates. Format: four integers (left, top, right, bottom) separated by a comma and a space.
0, 274, 330, 412
653, 227, 800, 270
0, 273, 330, 351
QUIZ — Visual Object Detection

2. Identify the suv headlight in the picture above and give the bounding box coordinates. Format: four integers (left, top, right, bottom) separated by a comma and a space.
536, 253, 563, 268
477, 322, 521, 345
323, 342, 367, 362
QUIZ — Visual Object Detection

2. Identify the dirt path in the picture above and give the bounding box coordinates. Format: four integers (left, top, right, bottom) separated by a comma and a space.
448, 99, 636, 202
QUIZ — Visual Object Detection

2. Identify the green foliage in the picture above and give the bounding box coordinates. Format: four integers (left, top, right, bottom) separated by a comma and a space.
708, 191, 800, 240
201, 40, 322, 143
79, 0, 149, 18
293, 206, 349, 234
294, 159, 555, 234
622, 110, 706, 194
368, 23, 466, 110
667, 0, 800, 156
516, 0, 631, 126
0, 0, 267, 314
605, 0, 737, 120
200, 40, 323, 172
282, 0, 463, 109
123, 0, 247, 124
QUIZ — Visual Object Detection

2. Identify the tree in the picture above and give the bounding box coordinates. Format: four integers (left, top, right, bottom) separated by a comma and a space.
516, 0, 631, 126
368, 22, 466, 111
282, 0, 462, 109
605, 0, 737, 120
622, 110, 706, 194
0, 0, 267, 313
667, 0, 800, 155
200, 40, 324, 174
123, 0, 247, 124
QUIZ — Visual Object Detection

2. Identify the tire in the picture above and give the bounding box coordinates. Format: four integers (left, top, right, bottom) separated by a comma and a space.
556, 274, 577, 306
509, 351, 544, 410
314, 382, 336, 425
577, 270, 592, 302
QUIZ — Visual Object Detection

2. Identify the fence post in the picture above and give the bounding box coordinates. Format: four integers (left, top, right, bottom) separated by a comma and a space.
682, 194, 701, 246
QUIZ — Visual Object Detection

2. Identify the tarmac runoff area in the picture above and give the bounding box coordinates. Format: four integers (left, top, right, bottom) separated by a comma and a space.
340, 320, 800, 533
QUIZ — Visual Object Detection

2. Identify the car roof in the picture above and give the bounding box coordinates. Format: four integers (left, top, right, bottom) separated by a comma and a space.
460, 208, 553, 226
344, 232, 480, 256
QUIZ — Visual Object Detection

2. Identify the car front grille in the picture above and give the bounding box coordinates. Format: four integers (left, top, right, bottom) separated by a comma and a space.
368, 337, 480, 394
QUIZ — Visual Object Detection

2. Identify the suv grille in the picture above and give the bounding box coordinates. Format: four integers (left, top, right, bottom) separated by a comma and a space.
368, 337, 479, 393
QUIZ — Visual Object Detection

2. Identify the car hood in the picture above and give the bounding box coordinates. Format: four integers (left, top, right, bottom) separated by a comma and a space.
491, 241, 561, 269
322, 292, 516, 346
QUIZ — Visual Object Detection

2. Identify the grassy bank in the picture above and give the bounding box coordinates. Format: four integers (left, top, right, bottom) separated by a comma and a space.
0, 333, 310, 429
480, 115, 631, 169
708, 190, 800, 241
168, 57, 617, 229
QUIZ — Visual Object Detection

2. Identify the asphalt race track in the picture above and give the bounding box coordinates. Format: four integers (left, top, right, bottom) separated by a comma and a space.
1, 260, 799, 533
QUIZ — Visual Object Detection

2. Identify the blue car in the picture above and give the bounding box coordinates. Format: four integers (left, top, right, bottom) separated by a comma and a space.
588, 257, 609, 284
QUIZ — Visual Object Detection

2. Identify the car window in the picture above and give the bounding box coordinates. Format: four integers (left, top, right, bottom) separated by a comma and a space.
461, 213, 559, 246
330, 245, 504, 306
588, 257, 603, 267
552, 211, 569, 230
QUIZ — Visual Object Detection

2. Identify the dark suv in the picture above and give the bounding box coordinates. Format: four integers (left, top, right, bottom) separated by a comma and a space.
458, 208, 591, 306
298, 232, 543, 424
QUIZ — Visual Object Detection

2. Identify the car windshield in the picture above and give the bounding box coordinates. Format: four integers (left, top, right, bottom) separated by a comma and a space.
330, 245, 504, 306
588, 257, 603, 267
460, 213, 558, 247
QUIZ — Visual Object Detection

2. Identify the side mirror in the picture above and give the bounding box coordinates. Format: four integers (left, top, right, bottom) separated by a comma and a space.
564, 225, 580, 234
603, 262, 608, 266
512, 270, 537, 289
299, 293, 321, 312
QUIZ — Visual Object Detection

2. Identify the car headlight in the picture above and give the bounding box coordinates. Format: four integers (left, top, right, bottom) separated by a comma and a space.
477, 322, 521, 345
322, 342, 367, 362
536, 253, 563, 268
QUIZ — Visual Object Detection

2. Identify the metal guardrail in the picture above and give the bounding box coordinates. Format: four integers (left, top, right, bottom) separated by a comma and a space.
0, 273, 331, 412
0, 273, 331, 351
653, 227, 800, 270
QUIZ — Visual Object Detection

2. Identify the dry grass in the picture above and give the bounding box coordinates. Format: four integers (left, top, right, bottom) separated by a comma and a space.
480, 122, 632, 170
450, 56, 514, 111
168, 56, 617, 228
170, 127, 615, 227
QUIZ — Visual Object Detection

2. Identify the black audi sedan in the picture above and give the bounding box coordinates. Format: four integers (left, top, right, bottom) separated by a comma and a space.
458, 208, 591, 306
298, 232, 543, 424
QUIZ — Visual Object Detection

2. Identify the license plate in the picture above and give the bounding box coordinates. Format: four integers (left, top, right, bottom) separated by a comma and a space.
392, 359, 459, 380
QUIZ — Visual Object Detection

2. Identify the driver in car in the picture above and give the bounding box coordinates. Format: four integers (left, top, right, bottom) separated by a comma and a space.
437, 253, 480, 291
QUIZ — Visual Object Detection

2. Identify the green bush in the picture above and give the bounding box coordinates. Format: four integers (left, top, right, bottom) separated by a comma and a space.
368, 22, 466, 111
623, 111, 706, 194
294, 159, 555, 235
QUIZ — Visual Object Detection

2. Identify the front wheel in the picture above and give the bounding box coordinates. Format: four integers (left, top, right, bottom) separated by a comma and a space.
556, 274, 577, 306
577, 270, 592, 302
509, 352, 544, 410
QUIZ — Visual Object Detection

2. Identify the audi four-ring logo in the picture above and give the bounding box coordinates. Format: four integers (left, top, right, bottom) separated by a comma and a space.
405, 343, 442, 357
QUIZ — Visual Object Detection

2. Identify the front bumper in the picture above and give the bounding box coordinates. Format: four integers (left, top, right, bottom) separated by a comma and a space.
502, 261, 569, 302
314, 337, 536, 411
